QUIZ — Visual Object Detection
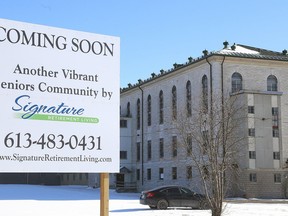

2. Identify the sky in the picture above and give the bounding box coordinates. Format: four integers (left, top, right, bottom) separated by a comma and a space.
0, 0, 287, 87
0, 184, 287, 216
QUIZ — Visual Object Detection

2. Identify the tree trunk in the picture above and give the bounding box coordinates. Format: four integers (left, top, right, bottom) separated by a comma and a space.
211, 208, 222, 216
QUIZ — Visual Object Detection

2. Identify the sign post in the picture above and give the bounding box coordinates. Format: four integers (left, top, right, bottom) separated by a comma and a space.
100, 173, 109, 216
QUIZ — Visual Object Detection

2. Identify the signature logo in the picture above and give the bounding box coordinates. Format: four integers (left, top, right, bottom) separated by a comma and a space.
12, 95, 84, 119
11, 95, 99, 124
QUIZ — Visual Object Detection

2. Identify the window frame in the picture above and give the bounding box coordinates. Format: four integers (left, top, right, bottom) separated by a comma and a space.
202, 75, 208, 111
249, 173, 257, 182
147, 168, 151, 180
186, 80, 192, 117
231, 72, 243, 93
172, 167, 177, 180
136, 99, 141, 130
274, 173, 281, 183
159, 90, 164, 124
248, 106, 255, 114
136, 142, 140, 161
273, 151, 280, 160
172, 85, 177, 120
120, 119, 127, 128
147, 140, 152, 160
267, 75, 278, 91
147, 95, 151, 126
248, 128, 255, 137
249, 151, 256, 159
172, 136, 177, 157
159, 168, 164, 180
159, 138, 164, 158
120, 151, 127, 160
186, 166, 192, 179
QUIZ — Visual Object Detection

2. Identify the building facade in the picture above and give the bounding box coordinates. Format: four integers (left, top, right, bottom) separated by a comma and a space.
120, 42, 288, 198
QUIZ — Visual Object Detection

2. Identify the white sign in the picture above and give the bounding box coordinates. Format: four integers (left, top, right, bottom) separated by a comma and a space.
0, 19, 120, 172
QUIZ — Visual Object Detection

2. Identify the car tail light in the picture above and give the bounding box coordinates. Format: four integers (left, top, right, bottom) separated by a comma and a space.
146, 192, 155, 198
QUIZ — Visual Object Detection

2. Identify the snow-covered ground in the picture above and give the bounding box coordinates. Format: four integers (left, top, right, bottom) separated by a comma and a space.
0, 184, 287, 216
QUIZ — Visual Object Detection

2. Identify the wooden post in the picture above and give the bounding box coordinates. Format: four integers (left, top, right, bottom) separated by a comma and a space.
100, 173, 109, 216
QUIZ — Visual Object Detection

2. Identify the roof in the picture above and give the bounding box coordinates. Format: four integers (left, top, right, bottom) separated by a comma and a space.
214, 43, 288, 61
121, 43, 288, 92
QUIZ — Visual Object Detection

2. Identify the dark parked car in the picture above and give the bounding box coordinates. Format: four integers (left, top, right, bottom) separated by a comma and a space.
140, 185, 209, 210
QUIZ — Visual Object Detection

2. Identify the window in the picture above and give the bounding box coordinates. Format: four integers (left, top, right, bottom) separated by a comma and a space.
147, 140, 152, 160
136, 169, 140, 181
187, 135, 192, 156
186, 81, 192, 117
272, 107, 279, 138
202, 130, 208, 154
159, 168, 164, 180
172, 86, 177, 120
249, 151, 256, 159
159, 90, 164, 124
249, 173, 257, 182
159, 138, 164, 158
248, 128, 255, 137
231, 72, 243, 93
120, 151, 127, 159
273, 152, 280, 160
267, 75, 278, 91
186, 166, 192, 179
136, 142, 140, 161
147, 95, 151, 126
172, 167, 177, 180
137, 99, 141, 130
274, 173, 281, 183
248, 106, 255, 114
172, 136, 177, 157
147, 169, 151, 180
202, 75, 208, 111
126, 102, 130, 117
120, 119, 127, 128
273, 128, 279, 138
167, 188, 181, 194
202, 165, 209, 179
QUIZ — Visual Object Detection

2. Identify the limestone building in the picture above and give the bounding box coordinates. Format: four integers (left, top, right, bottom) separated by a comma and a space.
120, 42, 288, 198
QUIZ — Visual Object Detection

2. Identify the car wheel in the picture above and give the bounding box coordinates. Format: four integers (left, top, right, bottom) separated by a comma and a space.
149, 205, 157, 209
199, 200, 209, 209
157, 199, 168, 210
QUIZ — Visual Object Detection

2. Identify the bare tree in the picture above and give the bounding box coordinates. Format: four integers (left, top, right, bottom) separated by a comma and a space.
175, 94, 246, 216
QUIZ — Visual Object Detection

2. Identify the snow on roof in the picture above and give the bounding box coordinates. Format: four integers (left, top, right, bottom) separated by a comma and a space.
219, 44, 260, 55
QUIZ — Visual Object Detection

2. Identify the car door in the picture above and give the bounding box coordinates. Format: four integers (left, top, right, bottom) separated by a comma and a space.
180, 187, 199, 208
163, 187, 182, 207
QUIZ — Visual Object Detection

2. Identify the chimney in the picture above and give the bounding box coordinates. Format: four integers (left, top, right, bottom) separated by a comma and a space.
223, 41, 229, 49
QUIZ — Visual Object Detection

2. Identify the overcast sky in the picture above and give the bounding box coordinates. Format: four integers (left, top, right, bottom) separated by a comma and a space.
1, 0, 287, 87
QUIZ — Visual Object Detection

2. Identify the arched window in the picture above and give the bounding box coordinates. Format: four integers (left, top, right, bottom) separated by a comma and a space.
159, 90, 164, 124
267, 75, 278, 91
147, 95, 151, 126
202, 75, 208, 111
137, 99, 140, 130
172, 86, 177, 120
126, 102, 130, 117
232, 72, 243, 93
186, 81, 192, 117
